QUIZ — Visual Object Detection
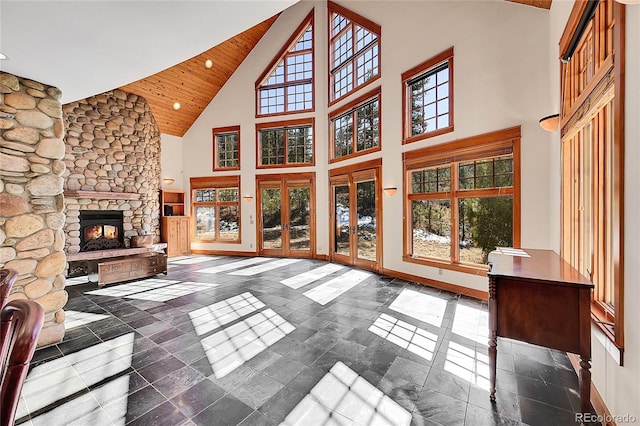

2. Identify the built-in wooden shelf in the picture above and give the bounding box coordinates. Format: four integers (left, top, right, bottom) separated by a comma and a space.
64, 190, 141, 200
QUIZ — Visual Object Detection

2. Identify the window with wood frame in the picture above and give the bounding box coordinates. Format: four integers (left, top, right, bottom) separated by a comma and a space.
256, 11, 314, 117
190, 176, 240, 243
329, 87, 381, 162
328, 1, 380, 104
402, 47, 454, 144
212, 126, 240, 171
256, 118, 314, 168
403, 127, 521, 273
559, 0, 624, 356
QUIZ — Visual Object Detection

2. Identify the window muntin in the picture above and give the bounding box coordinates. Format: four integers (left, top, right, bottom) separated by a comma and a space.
330, 88, 381, 162
212, 126, 240, 171
256, 13, 314, 116
257, 120, 314, 168
329, 3, 380, 103
402, 48, 454, 143
192, 182, 240, 243
403, 128, 519, 270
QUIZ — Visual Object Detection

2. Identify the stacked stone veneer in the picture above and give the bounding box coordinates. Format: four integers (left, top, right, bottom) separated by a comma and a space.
62, 89, 161, 254
0, 73, 68, 346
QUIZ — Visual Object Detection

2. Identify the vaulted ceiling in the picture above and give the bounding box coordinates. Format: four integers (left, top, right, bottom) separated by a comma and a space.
507, 0, 553, 10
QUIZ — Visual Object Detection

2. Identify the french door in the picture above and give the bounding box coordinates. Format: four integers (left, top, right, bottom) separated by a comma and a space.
330, 164, 381, 271
257, 173, 315, 258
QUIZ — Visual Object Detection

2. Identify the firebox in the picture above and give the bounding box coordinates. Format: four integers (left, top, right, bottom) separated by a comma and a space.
79, 210, 125, 252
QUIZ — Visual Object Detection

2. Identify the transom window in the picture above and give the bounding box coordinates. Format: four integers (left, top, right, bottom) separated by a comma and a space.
256, 12, 314, 116
191, 176, 240, 243
402, 48, 454, 143
212, 126, 240, 171
257, 119, 314, 168
403, 128, 520, 271
329, 2, 380, 104
330, 87, 381, 161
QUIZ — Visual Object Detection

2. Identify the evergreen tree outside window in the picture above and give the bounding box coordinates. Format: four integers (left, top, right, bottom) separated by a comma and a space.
191, 176, 241, 243
328, 2, 380, 104
256, 12, 314, 117
402, 47, 454, 143
212, 126, 240, 171
257, 119, 314, 168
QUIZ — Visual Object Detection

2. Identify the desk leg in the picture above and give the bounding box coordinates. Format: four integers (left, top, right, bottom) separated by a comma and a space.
579, 356, 591, 414
488, 276, 497, 402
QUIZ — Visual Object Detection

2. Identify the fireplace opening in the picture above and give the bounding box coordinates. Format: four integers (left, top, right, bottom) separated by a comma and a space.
79, 210, 124, 252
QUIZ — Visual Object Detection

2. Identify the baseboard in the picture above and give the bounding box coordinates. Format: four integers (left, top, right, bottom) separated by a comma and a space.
568, 353, 615, 425
381, 267, 488, 300
314, 254, 330, 261
190, 249, 258, 257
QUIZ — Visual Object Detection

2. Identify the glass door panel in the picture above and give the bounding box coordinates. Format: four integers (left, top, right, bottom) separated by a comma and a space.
261, 188, 282, 250
288, 187, 311, 251
356, 180, 376, 262
334, 185, 351, 257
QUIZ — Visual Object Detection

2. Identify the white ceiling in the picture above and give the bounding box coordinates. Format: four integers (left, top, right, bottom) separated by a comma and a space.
0, 0, 298, 103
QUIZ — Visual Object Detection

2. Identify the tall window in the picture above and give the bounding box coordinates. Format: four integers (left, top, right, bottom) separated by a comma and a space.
212, 126, 240, 171
191, 176, 240, 243
256, 119, 314, 168
404, 127, 520, 272
330, 87, 381, 162
560, 0, 624, 354
402, 47, 454, 143
329, 1, 380, 104
256, 11, 314, 117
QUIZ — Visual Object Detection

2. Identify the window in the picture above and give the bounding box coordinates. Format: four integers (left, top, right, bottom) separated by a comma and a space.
403, 127, 520, 272
330, 87, 381, 162
256, 119, 314, 168
402, 47, 454, 143
190, 176, 240, 243
212, 126, 240, 171
256, 11, 314, 116
560, 0, 624, 355
328, 1, 380, 104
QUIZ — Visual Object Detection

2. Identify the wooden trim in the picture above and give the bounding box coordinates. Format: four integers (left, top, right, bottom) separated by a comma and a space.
382, 267, 488, 301
190, 176, 241, 244
329, 157, 382, 177
402, 47, 454, 144
63, 190, 141, 200
314, 254, 330, 261
559, 0, 590, 58
611, 0, 624, 351
327, 1, 381, 35
329, 86, 382, 163
191, 249, 258, 257
190, 175, 240, 189
255, 118, 316, 169
255, 10, 315, 118
568, 353, 616, 425
212, 125, 241, 171
403, 256, 489, 276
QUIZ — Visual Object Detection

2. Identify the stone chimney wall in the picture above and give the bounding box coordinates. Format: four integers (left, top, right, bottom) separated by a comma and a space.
0, 72, 68, 346
62, 90, 161, 253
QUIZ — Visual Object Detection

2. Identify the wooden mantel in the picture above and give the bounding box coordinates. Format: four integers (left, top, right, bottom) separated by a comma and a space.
64, 190, 141, 200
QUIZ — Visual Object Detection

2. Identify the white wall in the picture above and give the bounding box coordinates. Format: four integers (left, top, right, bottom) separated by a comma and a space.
160, 133, 184, 191
182, 0, 554, 291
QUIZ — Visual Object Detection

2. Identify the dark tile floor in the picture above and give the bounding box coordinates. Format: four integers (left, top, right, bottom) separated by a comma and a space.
15, 256, 593, 425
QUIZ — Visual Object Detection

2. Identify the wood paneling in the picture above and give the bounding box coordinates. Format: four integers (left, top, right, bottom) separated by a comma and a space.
507, 0, 553, 10
120, 15, 278, 136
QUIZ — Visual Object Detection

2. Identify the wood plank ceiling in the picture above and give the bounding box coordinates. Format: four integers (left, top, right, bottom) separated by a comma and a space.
507, 0, 553, 10
120, 15, 279, 137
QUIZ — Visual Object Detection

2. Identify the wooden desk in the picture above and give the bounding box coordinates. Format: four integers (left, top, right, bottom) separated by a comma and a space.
487, 248, 593, 414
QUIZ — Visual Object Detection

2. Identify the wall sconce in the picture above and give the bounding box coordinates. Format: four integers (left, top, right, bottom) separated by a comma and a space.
243, 195, 254, 202
163, 178, 175, 185
539, 114, 559, 132
383, 187, 398, 196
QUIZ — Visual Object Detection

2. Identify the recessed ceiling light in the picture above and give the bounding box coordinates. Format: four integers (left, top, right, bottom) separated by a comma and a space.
204, 59, 213, 69
173, 102, 181, 110
0, 52, 7, 60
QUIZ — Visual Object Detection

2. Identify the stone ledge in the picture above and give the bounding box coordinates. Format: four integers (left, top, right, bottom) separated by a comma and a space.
66, 243, 167, 262
64, 190, 141, 200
